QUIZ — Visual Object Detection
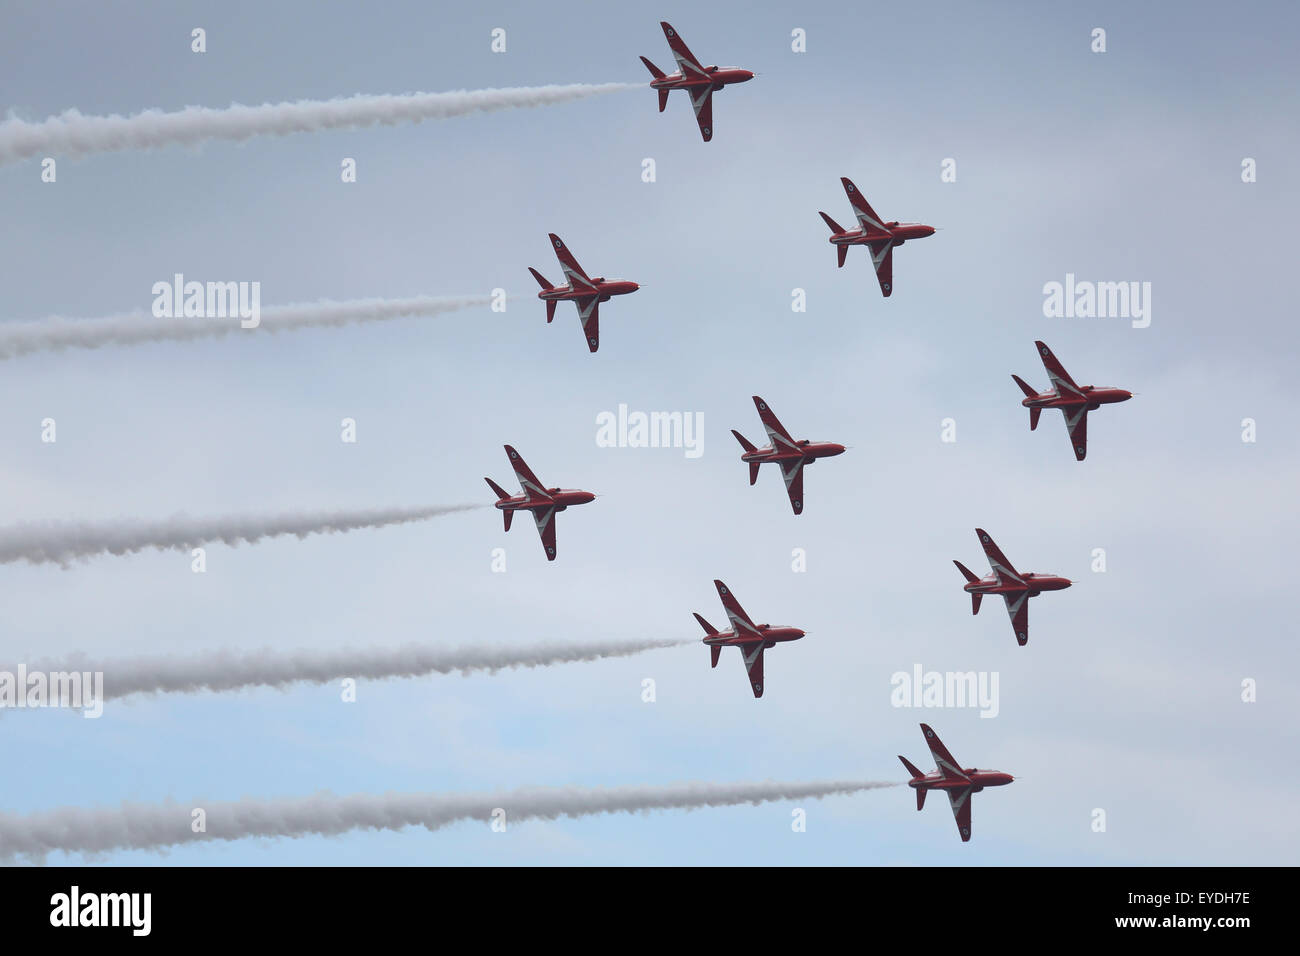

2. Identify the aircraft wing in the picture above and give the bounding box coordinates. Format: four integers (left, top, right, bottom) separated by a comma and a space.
532, 505, 558, 561
688, 84, 714, 142
1063, 406, 1088, 461
841, 178, 890, 235
504, 446, 551, 501
947, 786, 974, 842
575, 296, 600, 352
751, 397, 800, 454
780, 458, 805, 515
920, 723, 970, 783
660, 22, 709, 79
1034, 341, 1083, 397
869, 240, 895, 296
975, 529, 1024, 586
1003, 591, 1030, 645
547, 234, 596, 292
713, 579, 761, 638
738, 641, 766, 697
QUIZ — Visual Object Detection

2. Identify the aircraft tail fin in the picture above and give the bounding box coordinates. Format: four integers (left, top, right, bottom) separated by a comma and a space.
485, 478, 512, 531
953, 559, 978, 584
694, 612, 719, 637
1011, 373, 1036, 398
898, 754, 924, 780
820, 214, 849, 267
528, 267, 553, 291
731, 429, 757, 453
1029, 407, 1041, 430
640, 55, 666, 80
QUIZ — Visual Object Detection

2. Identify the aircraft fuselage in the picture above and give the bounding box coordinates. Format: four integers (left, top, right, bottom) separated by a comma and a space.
702, 624, 805, 649
963, 572, 1072, 598
909, 769, 1015, 792
830, 222, 936, 246
650, 67, 754, 92
495, 489, 595, 513
538, 279, 639, 304
741, 440, 846, 465
1021, 386, 1133, 411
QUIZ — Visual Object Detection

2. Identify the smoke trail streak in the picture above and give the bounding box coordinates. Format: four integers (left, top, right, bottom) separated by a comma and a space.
0, 780, 897, 861
0, 505, 480, 567
0, 294, 494, 359
0, 83, 636, 166
14, 638, 694, 701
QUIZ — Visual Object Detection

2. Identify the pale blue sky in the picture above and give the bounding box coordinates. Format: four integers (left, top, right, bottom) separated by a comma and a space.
0, 0, 1297, 864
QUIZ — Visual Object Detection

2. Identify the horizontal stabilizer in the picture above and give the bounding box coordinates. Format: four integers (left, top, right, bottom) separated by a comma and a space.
837, 244, 847, 268
1029, 406, 1041, 430
694, 612, 719, 636
917, 788, 927, 811
640, 55, 666, 80
484, 477, 510, 501
1011, 373, 1037, 399
503, 510, 512, 532
710, 645, 721, 668
972, 592, 982, 615
898, 754, 924, 779
657, 88, 669, 112
748, 462, 759, 486
528, 267, 553, 290
819, 211, 845, 234
953, 559, 978, 584
731, 429, 757, 453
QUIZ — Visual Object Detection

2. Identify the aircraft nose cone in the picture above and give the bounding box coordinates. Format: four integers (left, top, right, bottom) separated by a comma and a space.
830, 444, 846, 456
925, 226, 937, 237
1121, 390, 1134, 401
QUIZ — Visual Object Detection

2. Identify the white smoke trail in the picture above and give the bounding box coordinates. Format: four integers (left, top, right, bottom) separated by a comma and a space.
16, 638, 694, 701
0, 504, 480, 567
0, 780, 897, 861
0, 83, 637, 166
0, 294, 494, 359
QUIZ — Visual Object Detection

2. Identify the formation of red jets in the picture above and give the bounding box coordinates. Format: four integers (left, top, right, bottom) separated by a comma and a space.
499, 21, 1136, 843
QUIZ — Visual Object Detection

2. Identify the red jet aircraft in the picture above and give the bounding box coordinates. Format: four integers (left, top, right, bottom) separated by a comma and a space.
731, 396, 845, 515
954, 528, 1071, 646
484, 445, 595, 561
640, 21, 754, 142
819, 177, 935, 296
898, 723, 1014, 843
1013, 340, 1133, 461
529, 234, 639, 353
694, 579, 805, 698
